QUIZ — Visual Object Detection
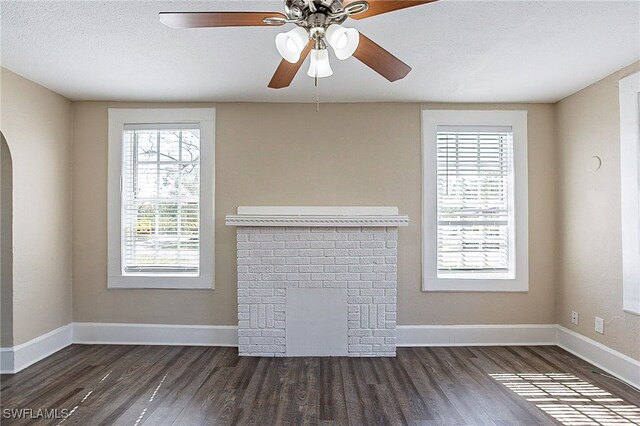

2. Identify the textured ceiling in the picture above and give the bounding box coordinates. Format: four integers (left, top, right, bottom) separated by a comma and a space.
1, 0, 638, 103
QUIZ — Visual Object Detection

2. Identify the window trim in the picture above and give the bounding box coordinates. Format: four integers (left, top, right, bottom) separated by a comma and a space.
107, 108, 215, 290
422, 110, 529, 292
619, 71, 640, 315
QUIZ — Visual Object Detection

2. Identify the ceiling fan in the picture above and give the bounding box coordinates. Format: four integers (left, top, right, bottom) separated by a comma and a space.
159, 0, 438, 89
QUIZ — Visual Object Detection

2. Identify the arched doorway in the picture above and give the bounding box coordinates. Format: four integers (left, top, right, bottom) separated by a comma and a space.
1, 132, 13, 347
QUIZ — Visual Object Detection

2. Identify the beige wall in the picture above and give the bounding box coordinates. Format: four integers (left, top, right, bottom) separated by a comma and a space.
1, 134, 13, 346
72, 101, 557, 326
556, 61, 640, 360
0, 69, 73, 345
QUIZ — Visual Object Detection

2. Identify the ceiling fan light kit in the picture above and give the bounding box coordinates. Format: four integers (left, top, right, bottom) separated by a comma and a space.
159, 0, 438, 89
275, 26, 309, 63
308, 48, 334, 78
277, 24, 359, 77
325, 24, 360, 60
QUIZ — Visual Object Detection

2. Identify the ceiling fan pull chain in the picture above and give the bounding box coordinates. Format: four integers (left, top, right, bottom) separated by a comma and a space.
315, 75, 320, 112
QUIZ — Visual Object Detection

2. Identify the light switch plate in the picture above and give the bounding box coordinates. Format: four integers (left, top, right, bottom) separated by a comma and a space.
595, 316, 605, 334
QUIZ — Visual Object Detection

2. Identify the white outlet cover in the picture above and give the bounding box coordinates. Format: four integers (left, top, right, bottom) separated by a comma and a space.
595, 316, 605, 334
571, 311, 579, 325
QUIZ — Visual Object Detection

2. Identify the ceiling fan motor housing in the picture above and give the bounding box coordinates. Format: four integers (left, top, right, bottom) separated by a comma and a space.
285, 0, 348, 27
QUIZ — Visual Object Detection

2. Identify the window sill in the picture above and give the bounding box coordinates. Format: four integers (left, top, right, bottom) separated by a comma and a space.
437, 272, 514, 280
423, 277, 528, 292
108, 274, 214, 290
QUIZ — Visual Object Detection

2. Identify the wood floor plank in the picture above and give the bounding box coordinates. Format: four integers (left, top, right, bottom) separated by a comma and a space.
319, 357, 348, 423
341, 358, 379, 424
2, 344, 639, 426
356, 357, 397, 424
420, 347, 496, 424
399, 348, 467, 425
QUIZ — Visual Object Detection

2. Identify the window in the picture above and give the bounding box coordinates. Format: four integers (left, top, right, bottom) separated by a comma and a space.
108, 109, 215, 289
436, 126, 515, 279
422, 110, 528, 292
619, 71, 640, 315
122, 125, 201, 276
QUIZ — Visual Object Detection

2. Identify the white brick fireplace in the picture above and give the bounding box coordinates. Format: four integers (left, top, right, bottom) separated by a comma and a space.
225, 207, 409, 357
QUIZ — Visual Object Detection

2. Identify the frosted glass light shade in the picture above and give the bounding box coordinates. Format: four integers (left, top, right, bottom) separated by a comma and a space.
275, 27, 309, 63
307, 49, 333, 78
325, 24, 359, 60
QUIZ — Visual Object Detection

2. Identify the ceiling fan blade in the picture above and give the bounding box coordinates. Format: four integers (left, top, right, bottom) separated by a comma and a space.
268, 40, 314, 89
352, 34, 411, 82
344, 0, 437, 20
159, 12, 287, 28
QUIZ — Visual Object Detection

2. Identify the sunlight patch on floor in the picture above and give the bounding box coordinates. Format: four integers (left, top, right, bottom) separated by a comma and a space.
133, 372, 169, 425
490, 373, 640, 425
57, 370, 113, 425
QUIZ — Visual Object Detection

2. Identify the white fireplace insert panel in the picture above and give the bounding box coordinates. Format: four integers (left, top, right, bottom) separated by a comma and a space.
226, 206, 409, 357
286, 288, 348, 356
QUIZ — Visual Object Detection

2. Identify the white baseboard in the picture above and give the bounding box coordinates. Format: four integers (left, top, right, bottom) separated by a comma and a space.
73, 322, 238, 347
0, 324, 73, 374
555, 325, 640, 390
396, 324, 557, 347
0, 347, 14, 373
72, 323, 555, 349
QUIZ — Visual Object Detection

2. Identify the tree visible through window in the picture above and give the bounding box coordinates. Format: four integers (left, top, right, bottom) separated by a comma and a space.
122, 126, 200, 276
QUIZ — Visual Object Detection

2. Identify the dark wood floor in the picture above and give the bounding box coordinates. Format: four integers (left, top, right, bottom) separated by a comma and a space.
1, 345, 638, 425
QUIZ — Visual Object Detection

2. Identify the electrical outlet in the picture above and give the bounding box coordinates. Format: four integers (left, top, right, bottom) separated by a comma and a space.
595, 316, 605, 334
571, 311, 579, 325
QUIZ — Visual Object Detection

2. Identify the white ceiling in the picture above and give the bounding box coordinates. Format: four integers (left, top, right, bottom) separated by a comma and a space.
1, 0, 638, 103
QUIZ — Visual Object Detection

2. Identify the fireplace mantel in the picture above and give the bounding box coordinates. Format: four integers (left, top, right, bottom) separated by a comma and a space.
225, 206, 409, 228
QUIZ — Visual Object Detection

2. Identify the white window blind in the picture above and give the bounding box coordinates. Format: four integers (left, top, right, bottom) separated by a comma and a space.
436, 125, 515, 279
121, 124, 201, 276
